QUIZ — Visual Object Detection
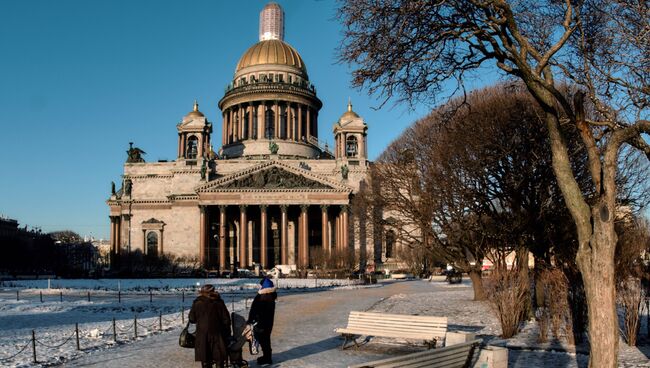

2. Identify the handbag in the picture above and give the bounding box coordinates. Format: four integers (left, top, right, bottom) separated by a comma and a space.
179, 322, 195, 348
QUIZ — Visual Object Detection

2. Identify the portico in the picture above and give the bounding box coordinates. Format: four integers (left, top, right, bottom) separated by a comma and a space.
197, 161, 351, 270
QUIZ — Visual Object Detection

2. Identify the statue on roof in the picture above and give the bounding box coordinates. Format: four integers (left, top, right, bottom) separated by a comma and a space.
126, 142, 146, 163
111, 181, 116, 195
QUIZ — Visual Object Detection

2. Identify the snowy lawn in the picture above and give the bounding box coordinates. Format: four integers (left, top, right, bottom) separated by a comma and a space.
0, 278, 361, 367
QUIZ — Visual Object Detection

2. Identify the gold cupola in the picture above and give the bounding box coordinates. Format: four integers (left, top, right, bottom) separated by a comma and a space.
218, 2, 323, 160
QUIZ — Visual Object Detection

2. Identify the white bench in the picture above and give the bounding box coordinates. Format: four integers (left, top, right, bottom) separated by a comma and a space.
347, 339, 481, 368
335, 311, 447, 349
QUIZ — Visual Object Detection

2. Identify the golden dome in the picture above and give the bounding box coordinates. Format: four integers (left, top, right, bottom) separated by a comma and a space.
186, 100, 204, 118
235, 39, 307, 76
340, 99, 359, 121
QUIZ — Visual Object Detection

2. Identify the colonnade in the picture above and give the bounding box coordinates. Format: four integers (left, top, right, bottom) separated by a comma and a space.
221, 101, 318, 146
199, 203, 349, 270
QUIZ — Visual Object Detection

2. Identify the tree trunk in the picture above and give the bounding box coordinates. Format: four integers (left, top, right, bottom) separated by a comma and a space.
576, 209, 619, 368
468, 268, 486, 301
516, 247, 532, 318
540, 107, 619, 368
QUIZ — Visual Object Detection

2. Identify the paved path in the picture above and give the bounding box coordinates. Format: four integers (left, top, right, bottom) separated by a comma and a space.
64, 281, 426, 368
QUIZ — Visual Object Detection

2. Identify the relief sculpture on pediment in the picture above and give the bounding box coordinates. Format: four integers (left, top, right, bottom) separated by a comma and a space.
222, 167, 330, 189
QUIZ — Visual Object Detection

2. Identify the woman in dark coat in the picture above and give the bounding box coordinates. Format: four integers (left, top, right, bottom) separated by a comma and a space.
247, 277, 277, 365
189, 284, 231, 368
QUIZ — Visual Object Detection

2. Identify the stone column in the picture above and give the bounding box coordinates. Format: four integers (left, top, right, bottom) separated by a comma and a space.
334, 213, 340, 252
257, 101, 266, 139
221, 113, 226, 146
248, 103, 254, 140
287, 103, 293, 140
228, 108, 234, 143
358, 133, 365, 158
109, 217, 118, 254
321, 205, 329, 254
219, 206, 227, 270
297, 104, 303, 140
306, 106, 311, 140
115, 219, 121, 254
237, 105, 244, 141
178, 134, 182, 158
280, 205, 288, 265
342, 205, 349, 251
199, 206, 207, 266
260, 205, 268, 268
239, 205, 248, 268
298, 205, 309, 267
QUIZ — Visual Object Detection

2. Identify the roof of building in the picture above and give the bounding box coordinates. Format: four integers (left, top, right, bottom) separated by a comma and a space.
235, 39, 307, 77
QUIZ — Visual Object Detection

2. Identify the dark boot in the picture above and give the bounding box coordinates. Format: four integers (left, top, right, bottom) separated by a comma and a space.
256, 355, 272, 365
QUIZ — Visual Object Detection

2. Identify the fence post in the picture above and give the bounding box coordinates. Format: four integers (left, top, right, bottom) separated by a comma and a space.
75, 323, 80, 350
134, 315, 138, 339
16, 290, 19, 301
149, 290, 152, 303
118, 291, 121, 303
31, 330, 36, 363
87, 292, 90, 302
113, 318, 117, 342
231, 296, 234, 312
182, 291, 185, 303
40, 291, 43, 303
159, 312, 162, 331
60, 291, 63, 302
315, 276, 318, 288
181, 306, 185, 324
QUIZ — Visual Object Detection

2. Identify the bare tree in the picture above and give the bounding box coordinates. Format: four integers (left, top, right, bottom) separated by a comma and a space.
338, 1, 649, 365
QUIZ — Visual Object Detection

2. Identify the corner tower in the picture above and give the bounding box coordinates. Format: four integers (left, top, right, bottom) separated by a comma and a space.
218, 2, 324, 159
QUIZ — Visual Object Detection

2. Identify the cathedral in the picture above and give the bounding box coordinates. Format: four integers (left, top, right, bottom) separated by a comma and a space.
107, 3, 391, 272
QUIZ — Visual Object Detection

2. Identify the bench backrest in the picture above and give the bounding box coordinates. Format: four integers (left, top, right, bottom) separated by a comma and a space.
347, 339, 480, 368
346, 311, 447, 338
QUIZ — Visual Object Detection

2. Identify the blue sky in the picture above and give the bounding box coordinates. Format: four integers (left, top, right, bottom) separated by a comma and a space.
0, 0, 503, 239
0, 0, 420, 239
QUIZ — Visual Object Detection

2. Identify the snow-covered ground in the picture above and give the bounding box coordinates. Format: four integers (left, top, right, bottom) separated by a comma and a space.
0, 278, 360, 367
1, 278, 648, 367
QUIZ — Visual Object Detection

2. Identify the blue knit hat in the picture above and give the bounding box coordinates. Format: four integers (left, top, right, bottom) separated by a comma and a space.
260, 277, 274, 289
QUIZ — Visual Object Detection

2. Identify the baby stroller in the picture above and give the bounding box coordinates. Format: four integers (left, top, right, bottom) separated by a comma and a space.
227, 312, 259, 368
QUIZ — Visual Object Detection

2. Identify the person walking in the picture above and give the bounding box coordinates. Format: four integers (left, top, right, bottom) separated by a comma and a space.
189, 284, 231, 368
247, 277, 277, 365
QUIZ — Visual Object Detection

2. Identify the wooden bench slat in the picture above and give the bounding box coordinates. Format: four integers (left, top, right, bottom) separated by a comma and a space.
349, 312, 447, 323
348, 320, 447, 329
338, 327, 443, 338
338, 311, 449, 349
347, 340, 480, 368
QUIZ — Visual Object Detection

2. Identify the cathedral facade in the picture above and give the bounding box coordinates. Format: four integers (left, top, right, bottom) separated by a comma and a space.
107, 3, 387, 272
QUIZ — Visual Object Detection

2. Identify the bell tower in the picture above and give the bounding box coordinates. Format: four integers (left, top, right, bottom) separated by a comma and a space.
177, 101, 213, 160
333, 100, 368, 164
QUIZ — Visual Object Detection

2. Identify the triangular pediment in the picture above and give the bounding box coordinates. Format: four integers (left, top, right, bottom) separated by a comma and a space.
196, 161, 350, 192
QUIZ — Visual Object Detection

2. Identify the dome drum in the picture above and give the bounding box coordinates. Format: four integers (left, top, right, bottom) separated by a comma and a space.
221, 139, 322, 159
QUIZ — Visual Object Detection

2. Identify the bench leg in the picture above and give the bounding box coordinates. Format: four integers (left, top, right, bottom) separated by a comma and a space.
425, 338, 437, 349
341, 334, 360, 350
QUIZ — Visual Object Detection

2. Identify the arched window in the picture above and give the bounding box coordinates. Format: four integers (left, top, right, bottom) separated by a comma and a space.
386, 230, 395, 258
265, 107, 275, 139
147, 232, 159, 257
186, 136, 198, 159
346, 136, 358, 157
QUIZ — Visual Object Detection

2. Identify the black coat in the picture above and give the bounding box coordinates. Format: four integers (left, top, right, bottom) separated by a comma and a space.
247, 290, 277, 333
188, 293, 231, 363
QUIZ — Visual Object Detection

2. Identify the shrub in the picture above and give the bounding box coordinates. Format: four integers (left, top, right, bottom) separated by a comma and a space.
484, 268, 529, 338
